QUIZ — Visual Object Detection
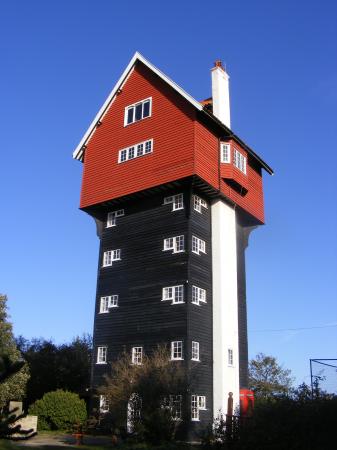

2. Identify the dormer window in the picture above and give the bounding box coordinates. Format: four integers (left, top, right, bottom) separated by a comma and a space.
234, 149, 247, 174
221, 143, 231, 163
124, 98, 152, 126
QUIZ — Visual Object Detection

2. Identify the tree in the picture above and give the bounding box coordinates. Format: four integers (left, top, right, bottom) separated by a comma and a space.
249, 353, 293, 400
17, 334, 92, 406
100, 345, 186, 443
0, 294, 29, 409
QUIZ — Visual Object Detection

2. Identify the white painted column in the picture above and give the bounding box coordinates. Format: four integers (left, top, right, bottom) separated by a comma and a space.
212, 199, 240, 418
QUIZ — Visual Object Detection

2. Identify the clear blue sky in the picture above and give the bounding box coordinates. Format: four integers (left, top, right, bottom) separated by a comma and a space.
1, 0, 336, 387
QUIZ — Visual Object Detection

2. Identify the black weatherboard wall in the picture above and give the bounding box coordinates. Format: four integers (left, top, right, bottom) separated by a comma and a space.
90, 185, 213, 430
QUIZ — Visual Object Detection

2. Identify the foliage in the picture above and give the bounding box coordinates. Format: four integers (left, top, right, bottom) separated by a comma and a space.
100, 345, 186, 443
0, 294, 30, 410
201, 384, 337, 450
248, 353, 293, 400
16, 334, 92, 406
28, 390, 87, 431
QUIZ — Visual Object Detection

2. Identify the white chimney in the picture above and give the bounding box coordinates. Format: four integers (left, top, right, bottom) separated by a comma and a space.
211, 60, 231, 128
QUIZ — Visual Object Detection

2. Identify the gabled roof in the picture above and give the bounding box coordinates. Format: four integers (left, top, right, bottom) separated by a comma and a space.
73, 52, 273, 175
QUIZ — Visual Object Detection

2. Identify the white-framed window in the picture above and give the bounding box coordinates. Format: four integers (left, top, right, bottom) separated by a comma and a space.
169, 395, 182, 420
193, 195, 208, 214
163, 193, 184, 211
191, 286, 207, 306
97, 346, 107, 364
118, 139, 153, 163
192, 236, 206, 255
171, 341, 183, 360
191, 395, 199, 421
163, 235, 185, 254
107, 209, 125, 227
132, 347, 143, 365
162, 285, 184, 304
198, 396, 206, 410
102, 249, 121, 266
191, 395, 206, 421
234, 149, 247, 174
221, 143, 231, 163
124, 97, 152, 126
100, 295, 119, 313
191, 341, 200, 361
228, 348, 234, 366
99, 395, 109, 413
99, 297, 109, 313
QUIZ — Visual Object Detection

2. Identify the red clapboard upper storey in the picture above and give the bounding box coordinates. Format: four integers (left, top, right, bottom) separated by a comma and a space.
74, 52, 273, 223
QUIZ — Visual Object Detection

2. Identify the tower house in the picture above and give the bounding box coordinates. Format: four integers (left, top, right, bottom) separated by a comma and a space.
73, 52, 273, 435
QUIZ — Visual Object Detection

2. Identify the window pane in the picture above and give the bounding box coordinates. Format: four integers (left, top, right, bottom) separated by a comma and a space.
145, 140, 152, 153
135, 103, 142, 121
128, 147, 135, 159
127, 107, 134, 124
137, 143, 144, 156
143, 100, 150, 118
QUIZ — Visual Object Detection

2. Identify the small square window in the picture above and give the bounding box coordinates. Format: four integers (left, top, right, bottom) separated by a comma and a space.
97, 346, 107, 364
132, 347, 143, 365
99, 297, 109, 313
192, 236, 206, 255
128, 146, 135, 159
192, 341, 200, 361
163, 193, 184, 211
221, 143, 231, 163
163, 236, 184, 254
171, 341, 183, 360
193, 195, 208, 214
103, 249, 121, 266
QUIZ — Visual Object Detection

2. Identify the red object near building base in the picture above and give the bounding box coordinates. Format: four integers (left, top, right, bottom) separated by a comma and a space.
240, 389, 254, 417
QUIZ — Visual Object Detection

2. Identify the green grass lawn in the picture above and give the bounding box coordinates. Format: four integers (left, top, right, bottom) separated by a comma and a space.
0, 438, 196, 450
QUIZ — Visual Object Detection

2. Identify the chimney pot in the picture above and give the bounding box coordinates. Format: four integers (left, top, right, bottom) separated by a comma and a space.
214, 60, 223, 68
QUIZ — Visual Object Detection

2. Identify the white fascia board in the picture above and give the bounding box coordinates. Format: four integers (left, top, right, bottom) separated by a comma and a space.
73, 51, 202, 161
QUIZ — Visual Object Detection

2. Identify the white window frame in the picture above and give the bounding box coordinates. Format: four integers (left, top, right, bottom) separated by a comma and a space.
193, 195, 208, 214
99, 395, 109, 413
191, 286, 207, 306
162, 285, 184, 305
191, 341, 200, 361
192, 236, 206, 255
228, 348, 234, 366
191, 394, 206, 421
191, 395, 199, 421
99, 296, 109, 313
102, 249, 121, 266
163, 235, 185, 254
198, 395, 206, 410
171, 341, 183, 360
163, 193, 184, 211
233, 148, 247, 174
107, 209, 125, 227
221, 143, 231, 163
97, 346, 107, 364
124, 97, 152, 126
118, 139, 153, 163
132, 346, 143, 365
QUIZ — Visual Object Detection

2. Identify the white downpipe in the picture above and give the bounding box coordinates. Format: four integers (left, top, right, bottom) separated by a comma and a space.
212, 199, 240, 418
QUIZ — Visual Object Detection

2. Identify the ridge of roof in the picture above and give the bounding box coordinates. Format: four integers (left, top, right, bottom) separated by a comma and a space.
72, 52, 273, 175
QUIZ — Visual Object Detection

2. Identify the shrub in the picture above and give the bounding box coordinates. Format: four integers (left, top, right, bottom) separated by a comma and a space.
28, 389, 87, 430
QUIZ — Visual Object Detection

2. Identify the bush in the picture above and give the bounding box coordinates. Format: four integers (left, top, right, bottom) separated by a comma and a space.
28, 389, 87, 430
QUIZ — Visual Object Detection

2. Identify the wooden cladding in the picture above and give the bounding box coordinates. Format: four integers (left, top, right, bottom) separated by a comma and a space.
79, 61, 265, 223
